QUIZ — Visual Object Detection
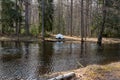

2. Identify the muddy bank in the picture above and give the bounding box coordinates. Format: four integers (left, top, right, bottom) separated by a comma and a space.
0, 35, 120, 43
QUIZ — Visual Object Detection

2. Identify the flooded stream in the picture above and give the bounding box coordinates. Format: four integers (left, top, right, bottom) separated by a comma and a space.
0, 41, 120, 80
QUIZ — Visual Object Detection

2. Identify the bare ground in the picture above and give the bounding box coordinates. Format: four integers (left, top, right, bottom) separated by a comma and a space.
0, 35, 120, 43
51, 35, 120, 43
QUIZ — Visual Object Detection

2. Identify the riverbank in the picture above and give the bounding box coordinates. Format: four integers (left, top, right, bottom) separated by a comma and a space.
0, 35, 120, 43
75, 62, 120, 80
50, 35, 120, 43
47, 62, 120, 80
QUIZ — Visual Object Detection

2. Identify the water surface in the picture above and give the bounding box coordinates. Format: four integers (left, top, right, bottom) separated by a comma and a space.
0, 41, 120, 79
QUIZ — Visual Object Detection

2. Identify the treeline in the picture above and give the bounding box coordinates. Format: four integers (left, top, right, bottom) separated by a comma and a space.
0, 0, 120, 39
0, 0, 53, 36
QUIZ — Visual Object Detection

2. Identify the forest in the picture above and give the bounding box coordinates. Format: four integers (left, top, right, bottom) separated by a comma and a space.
0, 0, 120, 80
0, 0, 120, 43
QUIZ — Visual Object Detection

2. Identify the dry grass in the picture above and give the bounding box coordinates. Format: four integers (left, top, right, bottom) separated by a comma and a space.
46, 62, 120, 80
74, 62, 120, 80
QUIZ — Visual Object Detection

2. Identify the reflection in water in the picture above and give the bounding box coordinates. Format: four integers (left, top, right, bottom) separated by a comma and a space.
24, 42, 30, 59
0, 41, 22, 62
0, 41, 120, 79
80, 42, 84, 57
38, 42, 53, 75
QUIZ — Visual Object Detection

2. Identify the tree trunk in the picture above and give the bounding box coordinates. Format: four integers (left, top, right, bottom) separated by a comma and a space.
85, 0, 89, 38
67, 0, 70, 35
41, 0, 45, 40
25, 0, 30, 35
70, 0, 73, 36
18, 0, 23, 34
81, 0, 84, 42
15, 0, 19, 36
97, 0, 107, 45
58, 0, 61, 33
1, 0, 5, 34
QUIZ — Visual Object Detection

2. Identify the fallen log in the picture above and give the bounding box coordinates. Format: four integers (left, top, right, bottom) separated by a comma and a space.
48, 72, 75, 80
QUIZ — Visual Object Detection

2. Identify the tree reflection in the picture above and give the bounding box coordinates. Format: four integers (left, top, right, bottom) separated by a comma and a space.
0, 41, 22, 62
69, 42, 72, 54
38, 42, 53, 75
80, 42, 87, 57
24, 42, 30, 59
